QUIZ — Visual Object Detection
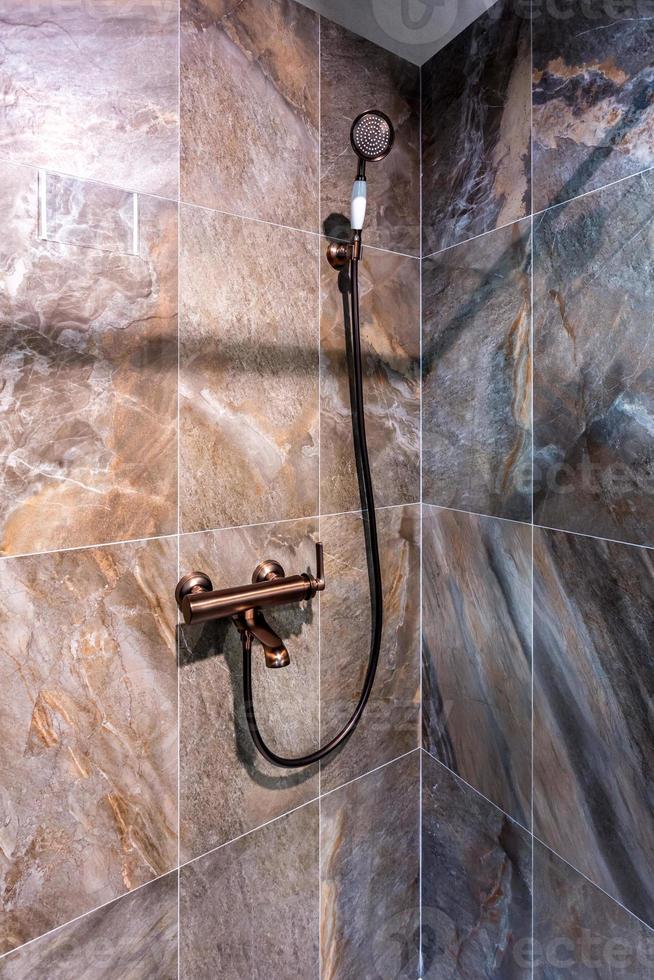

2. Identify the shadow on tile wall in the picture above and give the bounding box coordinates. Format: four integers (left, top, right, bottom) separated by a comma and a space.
178, 519, 320, 862
179, 204, 320, 533
320, 250, 420, 514
0, 162, 178, 556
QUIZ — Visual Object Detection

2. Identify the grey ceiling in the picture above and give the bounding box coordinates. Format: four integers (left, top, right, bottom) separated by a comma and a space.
296, 0, 499, 66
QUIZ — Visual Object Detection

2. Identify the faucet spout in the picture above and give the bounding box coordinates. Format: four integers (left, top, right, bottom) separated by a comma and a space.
237, 607, 290, 669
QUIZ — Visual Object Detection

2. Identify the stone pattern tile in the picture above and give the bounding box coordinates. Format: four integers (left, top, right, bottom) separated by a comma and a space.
422, 219, 532, 522
180, 205, 319, 533
533, 171, 654, 546
0, 162, 178, 556
534, 843, 654, 979
0, 538, 178, 954
0, 873, 178, 980
533, 3, 654, 211
320, 248, 420, 514
0, 2, 178, 198
534, 527, 654, 928
179, 520, 319, 861
320, 17, 420, 256
180, 803, 319, 980
181, 0, 319, 230
422, 0, 530, 256
422, 506, 532, 827
422, 752, 532, 979
319, 506, 420, 793
321, 752, 420, 980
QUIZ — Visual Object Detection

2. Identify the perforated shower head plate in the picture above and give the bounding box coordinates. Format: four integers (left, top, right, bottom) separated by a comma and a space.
350, 110, 395, 163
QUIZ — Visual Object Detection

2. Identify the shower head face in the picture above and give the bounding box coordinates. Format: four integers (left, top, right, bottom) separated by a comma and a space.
350, 110, 395, 163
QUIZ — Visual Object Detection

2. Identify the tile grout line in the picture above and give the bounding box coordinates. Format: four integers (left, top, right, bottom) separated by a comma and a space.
421, 163, 654, 264
0, 867, 178, 965
0, 503, 420, 564
421, 746, 532, 837
529, 1, 535, 969
181, 748, 420, 873
529, 835, 654, 939
317, 17, 323, 978
418, 56, 424, 980
0, 748, 418, 966
420, 502, 654, 554
179, 196, 421, 261
176, 1, 182, 975
421, 744, 654, 941
4, 154, 653, 254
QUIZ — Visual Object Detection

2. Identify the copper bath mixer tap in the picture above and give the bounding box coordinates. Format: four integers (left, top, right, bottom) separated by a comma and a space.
175, 543, 325, 668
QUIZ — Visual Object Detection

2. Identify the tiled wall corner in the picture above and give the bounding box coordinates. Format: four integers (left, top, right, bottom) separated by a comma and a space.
422, 0, 531, 256
319, 16, 420, 256
422, 505, 532, 827
321, 752, 420, 980
422, 218, 532, 522
421, 751, 532, 979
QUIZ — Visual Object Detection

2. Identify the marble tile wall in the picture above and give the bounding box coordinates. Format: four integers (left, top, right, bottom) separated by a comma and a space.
422, 506, 532, 827
422, 0, 531, 256
180, 803, 319, 980
319, 17, 420, 255
321, 752, 420, 980
0, 161, 178, 556
0, 0, 422, 976
0, 874, 178, 980
0, 2, 179, 197
421, 1, 654, 975
320, 506, 420, 793
0, 538, 178, 953
533, 2, 654, 211
421, 752, 532, 979
422, 218, 532, 522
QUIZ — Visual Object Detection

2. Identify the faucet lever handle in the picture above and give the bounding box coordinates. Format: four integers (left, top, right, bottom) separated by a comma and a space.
310, 541, 325, 595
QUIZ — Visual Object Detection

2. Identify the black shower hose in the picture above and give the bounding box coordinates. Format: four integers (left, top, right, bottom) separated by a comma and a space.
242, 256, 384, 767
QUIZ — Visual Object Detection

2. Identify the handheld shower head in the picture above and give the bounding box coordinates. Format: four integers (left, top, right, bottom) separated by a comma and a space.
349, 110, 395, 235
350, 110, 395, 163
